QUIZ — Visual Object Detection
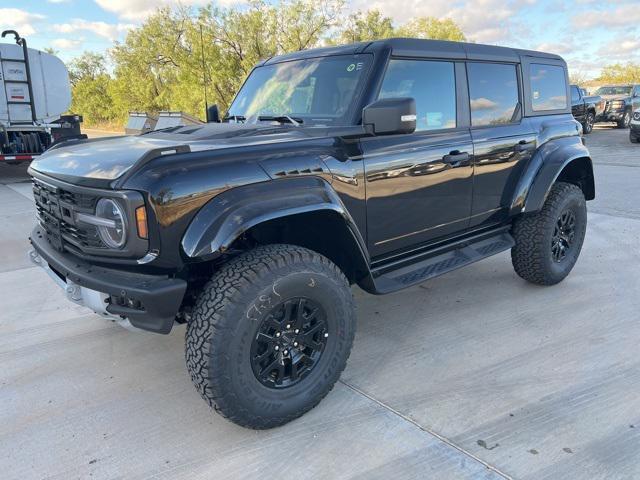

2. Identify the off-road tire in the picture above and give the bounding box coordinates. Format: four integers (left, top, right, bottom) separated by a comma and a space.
185, 244, 356, 429
618, 109, 631, 129
511, 182, 587, 286
582, 111, 594, 134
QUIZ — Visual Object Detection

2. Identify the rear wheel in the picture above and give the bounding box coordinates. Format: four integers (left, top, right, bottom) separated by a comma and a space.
511, 182, 587, 285
631, 132, 640, 143
185, 244, 356, 429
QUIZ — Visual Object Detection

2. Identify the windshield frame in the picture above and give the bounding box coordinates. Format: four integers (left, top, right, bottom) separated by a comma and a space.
595, 86, 633, 96
226, 53, 374, 127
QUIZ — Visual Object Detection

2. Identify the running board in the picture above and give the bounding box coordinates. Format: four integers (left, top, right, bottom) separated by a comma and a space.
371, 231, 515, 294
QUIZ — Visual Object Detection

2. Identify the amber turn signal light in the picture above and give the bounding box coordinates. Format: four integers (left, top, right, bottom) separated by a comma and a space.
135, 206, 148, 239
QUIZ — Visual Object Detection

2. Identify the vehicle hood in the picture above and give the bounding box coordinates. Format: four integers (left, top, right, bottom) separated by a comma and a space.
600, 94, 629, 101
29, 122, 326, 185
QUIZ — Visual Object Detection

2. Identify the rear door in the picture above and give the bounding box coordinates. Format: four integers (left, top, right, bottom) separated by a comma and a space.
362, 59, 473, 258
571, 85, 585, 122
467, 61, 536, 227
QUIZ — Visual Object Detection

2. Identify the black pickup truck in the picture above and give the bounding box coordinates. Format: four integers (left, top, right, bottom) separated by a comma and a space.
27, 39, 594, 429
594, 84, 640, 128
571, 85, 604, 134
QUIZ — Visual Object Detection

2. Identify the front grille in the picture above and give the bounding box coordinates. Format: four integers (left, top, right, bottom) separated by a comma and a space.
32, 177, 106, 251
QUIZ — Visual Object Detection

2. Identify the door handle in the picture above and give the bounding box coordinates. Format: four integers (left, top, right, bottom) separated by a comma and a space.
515, 140, 535, 153
442, 150, 470, 165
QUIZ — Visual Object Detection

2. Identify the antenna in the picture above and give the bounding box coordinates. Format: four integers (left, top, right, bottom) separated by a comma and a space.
199, 24, 209, 121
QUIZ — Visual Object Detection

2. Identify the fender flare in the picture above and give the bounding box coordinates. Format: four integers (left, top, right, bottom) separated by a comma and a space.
181, 176, 369, 265
510, 136, 594, 215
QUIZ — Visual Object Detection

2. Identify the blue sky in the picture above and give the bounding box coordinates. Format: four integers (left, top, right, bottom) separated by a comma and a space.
2, 0, 639, 79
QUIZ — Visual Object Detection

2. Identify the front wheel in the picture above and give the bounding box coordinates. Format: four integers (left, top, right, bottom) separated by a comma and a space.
185, 244, 356, 429
582, 111, 594, 134
618, 109, 631, 128
511, 182, 587, 285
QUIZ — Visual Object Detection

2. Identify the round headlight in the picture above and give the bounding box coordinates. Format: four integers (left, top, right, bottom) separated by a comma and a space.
96, 198, 127, 249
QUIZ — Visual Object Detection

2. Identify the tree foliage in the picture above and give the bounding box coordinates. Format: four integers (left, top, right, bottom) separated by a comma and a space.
67, 1, 467, 127
597, 63, 640, 84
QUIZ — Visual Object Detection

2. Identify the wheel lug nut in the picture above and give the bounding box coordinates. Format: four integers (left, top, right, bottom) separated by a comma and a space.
286, 324, 291, 329
324, 332, 329, 338
274, 346, 279, 351
275, 332, 281, 337
283, 350, 288, 355
293, 341, 298, 347
294, 329, 299, 334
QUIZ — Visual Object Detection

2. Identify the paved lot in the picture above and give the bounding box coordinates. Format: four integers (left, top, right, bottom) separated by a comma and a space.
1, 125, 639, 479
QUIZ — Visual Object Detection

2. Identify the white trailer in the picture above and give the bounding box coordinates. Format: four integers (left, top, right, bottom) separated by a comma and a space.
1, 30, 83, 163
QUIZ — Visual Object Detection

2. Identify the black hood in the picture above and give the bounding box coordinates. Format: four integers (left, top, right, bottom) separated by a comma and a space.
30, 123, 322, 184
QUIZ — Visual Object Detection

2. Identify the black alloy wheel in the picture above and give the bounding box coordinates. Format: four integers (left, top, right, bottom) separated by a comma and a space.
619, 110, 631, 128
551, 209, 576, 263
583, 112, 594, 134
250, 297, 328, 389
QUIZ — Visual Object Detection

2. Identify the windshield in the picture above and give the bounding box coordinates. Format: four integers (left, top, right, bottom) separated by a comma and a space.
595, 86, 632, 96
226, 55, 371, 126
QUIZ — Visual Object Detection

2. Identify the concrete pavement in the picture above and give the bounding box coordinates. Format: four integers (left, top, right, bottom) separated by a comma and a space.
1, 125, 639, 479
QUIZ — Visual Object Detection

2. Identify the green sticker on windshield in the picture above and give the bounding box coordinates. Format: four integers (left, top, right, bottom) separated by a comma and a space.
347, 63, 356, 72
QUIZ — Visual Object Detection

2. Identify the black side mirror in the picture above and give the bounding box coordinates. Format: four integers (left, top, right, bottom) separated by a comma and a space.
206, 104, 220, 123
363, 98, 416, 135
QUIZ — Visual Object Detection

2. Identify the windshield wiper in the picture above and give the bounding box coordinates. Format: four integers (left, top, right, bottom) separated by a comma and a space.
223, 115, 246, 123
257, 115, 303, 126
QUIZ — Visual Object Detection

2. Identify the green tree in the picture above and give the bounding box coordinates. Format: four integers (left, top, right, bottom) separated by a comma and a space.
397, 17, 466, 41
67, 52, 116, 126
68, 52, 108, 86
65, 2, 468, 127
597, 63, 640, 84
332, 9, 394, 44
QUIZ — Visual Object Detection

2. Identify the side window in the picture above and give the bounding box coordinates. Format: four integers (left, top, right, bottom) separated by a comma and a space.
467, 63, 519, 127
378, 59, 456, 131
571, 85, 580, 103
530, 64, 568, 111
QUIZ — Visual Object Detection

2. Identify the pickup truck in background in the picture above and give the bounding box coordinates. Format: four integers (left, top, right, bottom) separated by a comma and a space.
571, 85, 604, 134
594, 84, 640, 128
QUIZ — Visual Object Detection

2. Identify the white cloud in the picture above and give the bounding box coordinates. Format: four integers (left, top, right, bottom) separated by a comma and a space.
51, 38, 82, 50
94, 0, 215, 21
53, 19, 135, 41
535, 42, 574, 55
573, 4, 640, 29
470, 97, 499, 110
0, 9, 45, 36
349, 0, 531, 44
47, 0, 71, 3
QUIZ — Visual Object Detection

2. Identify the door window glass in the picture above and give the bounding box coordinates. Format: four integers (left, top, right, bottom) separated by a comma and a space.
467, 63, 519, 126
530, 64, 568, 111
571, 85, 580, 103
378, 60, 456, 131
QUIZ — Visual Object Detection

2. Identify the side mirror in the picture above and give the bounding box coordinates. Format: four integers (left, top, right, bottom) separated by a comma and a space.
206, 104, 220, 123
363, 97, 416, 135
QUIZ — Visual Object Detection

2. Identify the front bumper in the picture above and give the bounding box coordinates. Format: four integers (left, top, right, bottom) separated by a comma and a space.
29, 226, 187, 333
596, 110, 625, 122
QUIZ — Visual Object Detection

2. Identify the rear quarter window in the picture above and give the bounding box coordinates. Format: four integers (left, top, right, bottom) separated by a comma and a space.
530, 64, 568, 111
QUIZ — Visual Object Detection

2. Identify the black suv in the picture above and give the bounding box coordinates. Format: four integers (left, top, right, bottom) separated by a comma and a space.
28, 39, 594, 429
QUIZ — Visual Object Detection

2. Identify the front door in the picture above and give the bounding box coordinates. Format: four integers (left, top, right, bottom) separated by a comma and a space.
362, 59, 473, 258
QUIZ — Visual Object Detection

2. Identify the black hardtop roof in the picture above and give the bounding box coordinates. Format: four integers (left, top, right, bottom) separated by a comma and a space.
264, 38, 565, 65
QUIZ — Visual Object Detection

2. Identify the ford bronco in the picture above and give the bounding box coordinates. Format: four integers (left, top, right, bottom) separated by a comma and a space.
28, 39, 594, 429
